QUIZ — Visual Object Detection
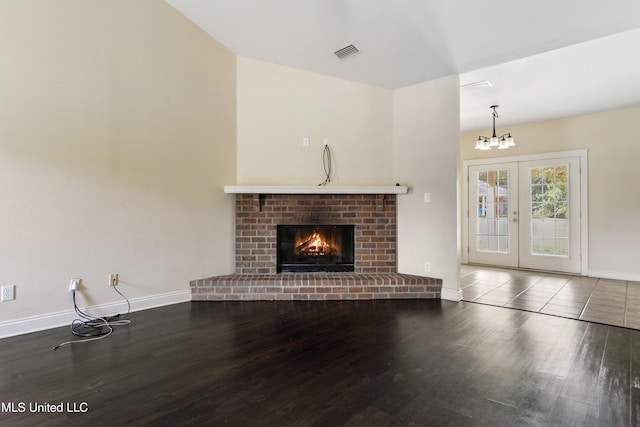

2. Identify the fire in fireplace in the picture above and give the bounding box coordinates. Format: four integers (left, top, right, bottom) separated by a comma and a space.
277, 225, 355, 272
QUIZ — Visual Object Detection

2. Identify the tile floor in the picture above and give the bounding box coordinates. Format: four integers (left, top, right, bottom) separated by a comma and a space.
461, 264, 640, 330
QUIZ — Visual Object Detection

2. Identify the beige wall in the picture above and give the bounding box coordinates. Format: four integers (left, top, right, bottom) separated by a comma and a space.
0, 0, 236, 326
461, 106, 640, 280
393, 75, 461, 300
236, 57, 393, 185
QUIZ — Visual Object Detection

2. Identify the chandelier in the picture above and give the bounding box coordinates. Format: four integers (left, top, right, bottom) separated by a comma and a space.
474, 105, 515, 150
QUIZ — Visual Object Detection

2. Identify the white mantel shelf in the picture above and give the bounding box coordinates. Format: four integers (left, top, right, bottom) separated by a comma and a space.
224, 185, 408, 195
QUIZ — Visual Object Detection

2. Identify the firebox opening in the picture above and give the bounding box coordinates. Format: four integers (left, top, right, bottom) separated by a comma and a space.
277, 225, 355, 273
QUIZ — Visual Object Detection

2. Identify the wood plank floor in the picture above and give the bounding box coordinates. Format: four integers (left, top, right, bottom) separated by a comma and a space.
462, 265, 640, 330
2, 299, 640, 426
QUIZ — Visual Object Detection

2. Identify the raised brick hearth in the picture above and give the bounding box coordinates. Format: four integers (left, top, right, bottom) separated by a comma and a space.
191, 273, 441, 301
190, 192, 442, 301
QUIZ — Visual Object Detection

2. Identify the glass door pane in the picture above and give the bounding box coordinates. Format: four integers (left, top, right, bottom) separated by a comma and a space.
529, 165, 569, 257
468, 162, 518, 268
476, 169, 510, 254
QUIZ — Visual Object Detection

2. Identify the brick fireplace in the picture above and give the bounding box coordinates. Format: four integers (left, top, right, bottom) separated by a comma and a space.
236, 193, 397, 274
190, 189, 442, 301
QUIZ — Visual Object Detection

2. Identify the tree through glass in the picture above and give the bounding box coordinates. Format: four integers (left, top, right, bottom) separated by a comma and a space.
530, 165, 569, 256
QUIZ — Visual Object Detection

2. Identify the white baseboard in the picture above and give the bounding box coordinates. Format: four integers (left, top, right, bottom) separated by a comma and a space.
441, 287, 463, 302
0, 290, 191, 339
588, 269, 640, 282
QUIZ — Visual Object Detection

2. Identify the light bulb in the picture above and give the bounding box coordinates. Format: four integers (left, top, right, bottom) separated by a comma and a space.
505, 135, 515, 147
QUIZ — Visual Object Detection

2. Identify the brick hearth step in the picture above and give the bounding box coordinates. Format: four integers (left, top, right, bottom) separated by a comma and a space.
190, 272, 442, 301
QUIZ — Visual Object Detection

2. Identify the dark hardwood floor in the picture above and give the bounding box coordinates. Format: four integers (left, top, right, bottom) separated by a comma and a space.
2, 299, 639, 426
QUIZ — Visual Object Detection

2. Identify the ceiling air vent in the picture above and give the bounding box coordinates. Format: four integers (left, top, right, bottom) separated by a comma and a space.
334, 44, 360, 60
460, 80, 493, 89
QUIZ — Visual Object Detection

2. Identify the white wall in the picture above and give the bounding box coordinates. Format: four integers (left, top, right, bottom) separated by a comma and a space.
236, 57, 393, 185
392, 75, 461, 300
461, 106, 640, 281
0, 0, 236, 331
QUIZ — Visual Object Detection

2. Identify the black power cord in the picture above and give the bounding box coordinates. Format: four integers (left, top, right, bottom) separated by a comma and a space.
318, 144, 332, 186
53, 286, 131, 350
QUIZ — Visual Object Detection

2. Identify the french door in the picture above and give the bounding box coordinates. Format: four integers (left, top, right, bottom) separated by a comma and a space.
466, 154, 583, 274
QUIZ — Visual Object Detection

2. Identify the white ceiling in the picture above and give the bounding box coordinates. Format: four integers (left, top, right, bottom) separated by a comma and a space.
164, 0, 640, 131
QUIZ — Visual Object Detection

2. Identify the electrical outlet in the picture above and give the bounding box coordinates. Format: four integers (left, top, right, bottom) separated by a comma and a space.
424, 262, 431, 273
1, 285, 15, 302
302, 137, 310, 148
323, 137, 329, 146
69, 278, 81, 292
109, 274, 119, 287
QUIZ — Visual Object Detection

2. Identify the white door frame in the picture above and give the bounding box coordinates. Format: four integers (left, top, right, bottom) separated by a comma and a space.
462, 149, 589, 276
